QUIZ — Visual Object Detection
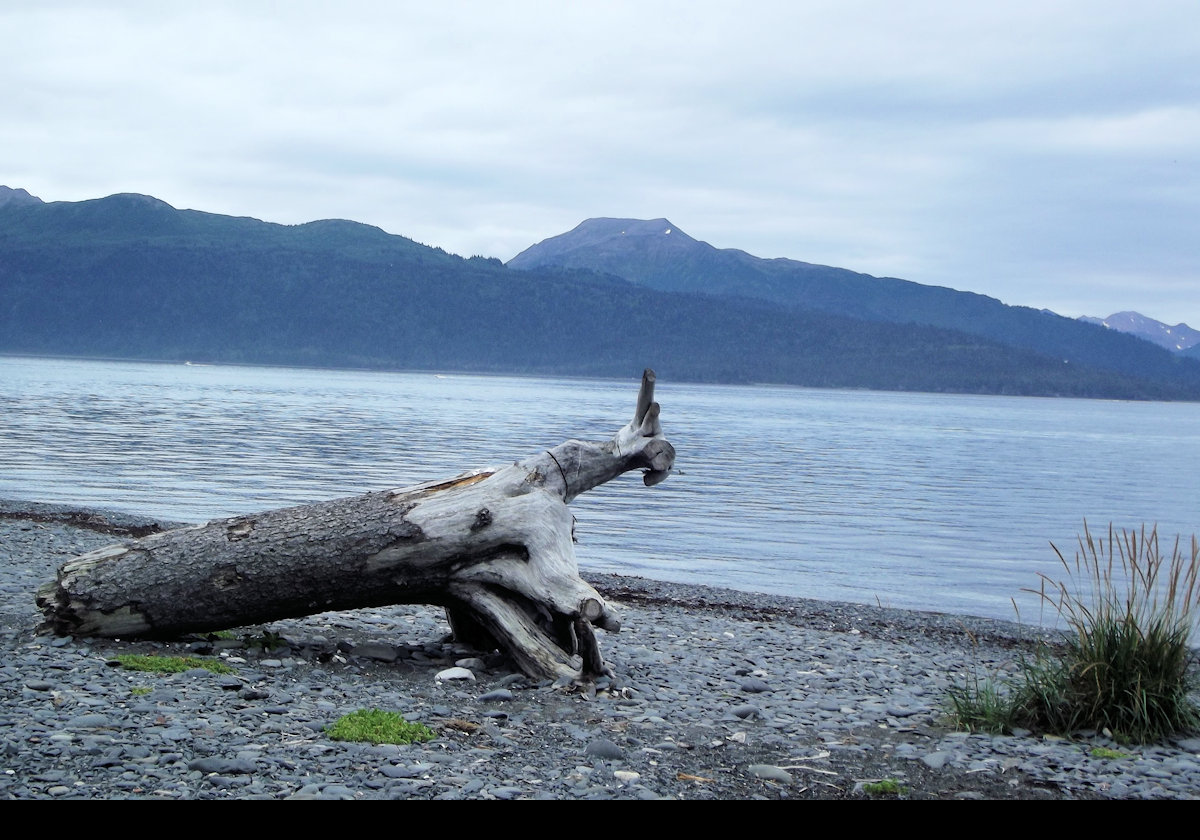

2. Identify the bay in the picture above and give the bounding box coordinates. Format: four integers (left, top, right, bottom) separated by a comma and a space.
2, 355, 1198, 625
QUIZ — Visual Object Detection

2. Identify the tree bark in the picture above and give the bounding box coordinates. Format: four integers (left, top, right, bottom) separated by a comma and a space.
36, 370, 675, 681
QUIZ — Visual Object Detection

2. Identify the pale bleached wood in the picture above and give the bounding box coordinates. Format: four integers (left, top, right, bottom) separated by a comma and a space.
36, 370, 675, 681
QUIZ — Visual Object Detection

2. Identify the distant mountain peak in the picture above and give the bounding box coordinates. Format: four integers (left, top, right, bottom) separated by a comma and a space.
101, 192, 177, 210
1079, 311, 1200, 352
510, 217, 695, 266
0, 186, 44, 208
576, 217, 680, 236
576, 217, 699, 244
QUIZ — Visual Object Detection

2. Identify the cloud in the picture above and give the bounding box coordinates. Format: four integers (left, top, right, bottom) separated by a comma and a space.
3, 0, 1199, 326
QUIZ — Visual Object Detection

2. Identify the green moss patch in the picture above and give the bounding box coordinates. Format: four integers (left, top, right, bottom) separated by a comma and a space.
326, 709, 436, 745
112, 654, 236, 675
862, 779, 907, 796
1090, 747, 1131, 760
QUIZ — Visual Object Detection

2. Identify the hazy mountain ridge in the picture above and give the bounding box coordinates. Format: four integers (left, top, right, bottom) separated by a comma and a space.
0, 191, 442, 260
0, 186, 43, 209
510, 218, 1200, 389
2, 191, 1198, 400
1079, 311, 1200, 353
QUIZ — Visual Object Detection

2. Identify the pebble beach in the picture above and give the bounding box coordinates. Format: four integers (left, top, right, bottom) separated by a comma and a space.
3, 499, 1198, 800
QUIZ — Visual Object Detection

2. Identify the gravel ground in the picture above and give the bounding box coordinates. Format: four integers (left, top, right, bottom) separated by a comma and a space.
2, 499, 1198, 800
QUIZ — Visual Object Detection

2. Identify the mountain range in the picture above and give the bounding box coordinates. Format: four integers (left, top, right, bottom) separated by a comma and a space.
512, 218, 1200, 356
1078, 311, 1200, 355
3, 187, 1199, 400
510, 218, 1200, 381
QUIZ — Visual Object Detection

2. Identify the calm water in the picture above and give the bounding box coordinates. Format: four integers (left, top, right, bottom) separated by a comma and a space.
3, 355, 1198, 625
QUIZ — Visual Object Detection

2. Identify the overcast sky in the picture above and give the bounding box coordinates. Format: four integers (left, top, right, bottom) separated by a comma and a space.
4, 1, 1199, 326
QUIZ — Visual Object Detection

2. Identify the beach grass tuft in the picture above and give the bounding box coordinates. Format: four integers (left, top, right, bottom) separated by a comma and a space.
948, 522, 1200, 743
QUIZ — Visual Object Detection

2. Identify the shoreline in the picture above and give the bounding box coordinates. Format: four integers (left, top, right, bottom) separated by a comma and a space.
3, 499, 1197, 799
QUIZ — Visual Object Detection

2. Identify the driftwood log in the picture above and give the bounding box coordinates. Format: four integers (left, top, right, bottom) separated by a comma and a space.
37, 370, 675, 681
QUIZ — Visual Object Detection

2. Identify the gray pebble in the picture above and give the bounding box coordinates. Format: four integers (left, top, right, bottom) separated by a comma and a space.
585, 739, 624, 760
65, 714, 111, 730
921, 751, 953, 770
730, 704, 763, 720
747, 764, 792, 783
189, 757, 257, 775
354, 643, 400, 663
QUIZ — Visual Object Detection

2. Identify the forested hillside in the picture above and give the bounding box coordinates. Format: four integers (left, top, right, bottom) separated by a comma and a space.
3, 191, 1197, 400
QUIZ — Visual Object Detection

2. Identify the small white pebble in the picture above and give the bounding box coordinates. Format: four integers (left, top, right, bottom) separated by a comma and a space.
435, 666, 475, 682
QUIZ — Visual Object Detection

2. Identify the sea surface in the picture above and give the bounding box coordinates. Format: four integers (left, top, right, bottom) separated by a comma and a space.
3, 355, 1198, 625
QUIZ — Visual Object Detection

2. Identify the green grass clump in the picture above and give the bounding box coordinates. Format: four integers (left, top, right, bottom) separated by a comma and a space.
946, 667, 1022, 735
113, 654, 237, 675
1090, 746, 1130, 760
326, 709, 436, 745
248, 630, 285, 651
861, 778, 906, 796
948, 523, 1200, 743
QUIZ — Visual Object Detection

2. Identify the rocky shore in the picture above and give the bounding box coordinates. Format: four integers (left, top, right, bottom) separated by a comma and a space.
2, 500, 1198, 799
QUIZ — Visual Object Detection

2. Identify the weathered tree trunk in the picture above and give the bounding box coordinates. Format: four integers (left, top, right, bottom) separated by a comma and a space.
36, 370, 674, 681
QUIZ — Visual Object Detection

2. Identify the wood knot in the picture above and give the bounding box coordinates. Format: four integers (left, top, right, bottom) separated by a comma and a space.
225, 519, 255, 541
470, 508, 493, 531
210, 565, 244, 590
